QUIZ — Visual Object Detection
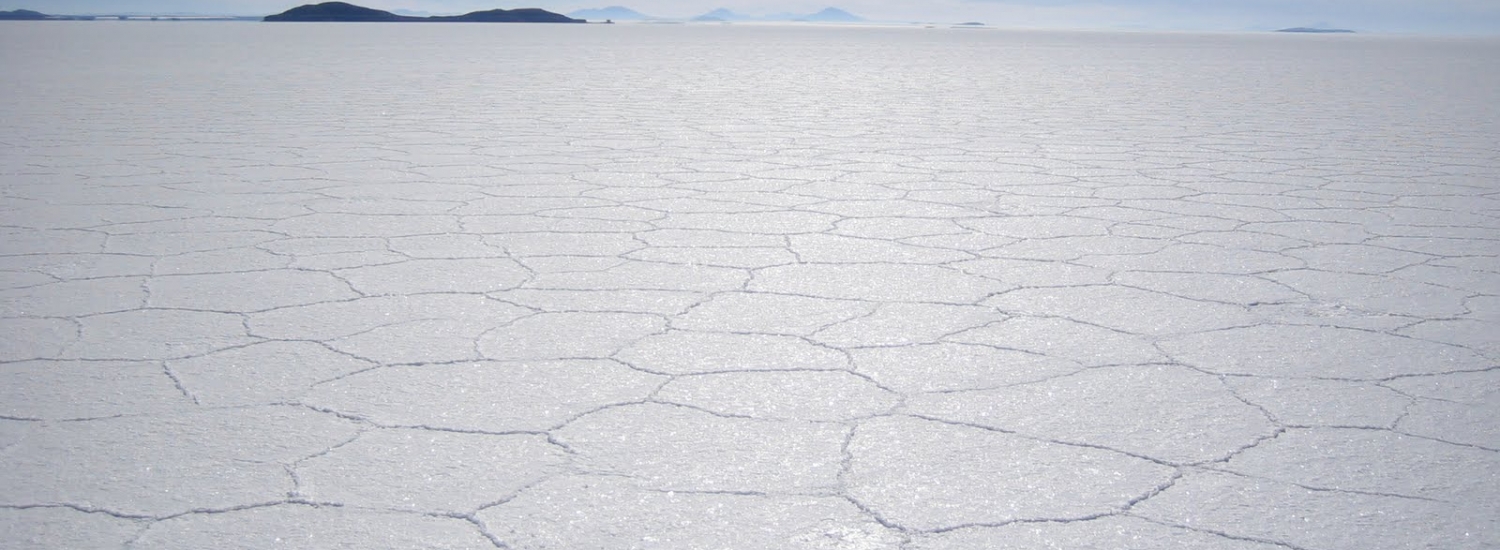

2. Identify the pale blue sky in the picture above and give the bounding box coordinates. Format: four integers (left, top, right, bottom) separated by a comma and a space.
11, 0, 1500, 33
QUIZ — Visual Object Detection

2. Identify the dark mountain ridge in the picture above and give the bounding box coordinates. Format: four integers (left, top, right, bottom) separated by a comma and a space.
0, 9, 48, 19
264, 2, 583, 23
433, 8, 579, 22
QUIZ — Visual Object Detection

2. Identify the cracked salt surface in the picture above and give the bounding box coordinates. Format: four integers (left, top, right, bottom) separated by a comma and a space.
2, 22, 1498, 549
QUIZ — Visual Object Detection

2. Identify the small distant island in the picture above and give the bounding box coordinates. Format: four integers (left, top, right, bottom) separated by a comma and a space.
264, 2, 584, 23
0, 8, 102, 20
0, 9, 46, 19
1276, 27, 1355, 33
0, 8, 259, 20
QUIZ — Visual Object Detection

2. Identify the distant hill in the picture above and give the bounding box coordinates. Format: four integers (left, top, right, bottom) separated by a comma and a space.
1276, 27, 1354, 33
569, 6, 653, 20
264, 2, 582, 23
264, 2, 406, 21
0, 9, 48, 19
690, 6, 864, 23
692, 8, 749, 22
434, 8, 580, 23
801, 7, 863, 22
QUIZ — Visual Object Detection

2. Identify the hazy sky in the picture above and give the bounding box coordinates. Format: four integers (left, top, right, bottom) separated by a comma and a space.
12, 0, 1500, 33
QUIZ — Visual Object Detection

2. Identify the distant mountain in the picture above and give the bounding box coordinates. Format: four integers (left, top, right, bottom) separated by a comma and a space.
569, 6, 652, 20
801, 7, 862, 22
434, 8, 579, 23
1276, 27, 1354, 33
0, 9, 48, 19
264, 2, 582, 23
265, 2, 405, 21
690, 6, 864, 23
692, 8, 750, 21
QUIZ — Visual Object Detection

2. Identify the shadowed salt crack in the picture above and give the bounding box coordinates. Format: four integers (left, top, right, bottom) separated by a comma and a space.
1127, 515, 1314, 550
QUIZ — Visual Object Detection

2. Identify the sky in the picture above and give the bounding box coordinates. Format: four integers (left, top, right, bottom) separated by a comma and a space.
10, 0, 1500, 33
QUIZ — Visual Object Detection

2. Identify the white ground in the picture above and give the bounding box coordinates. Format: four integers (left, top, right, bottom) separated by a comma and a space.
2, 22, 1498, 549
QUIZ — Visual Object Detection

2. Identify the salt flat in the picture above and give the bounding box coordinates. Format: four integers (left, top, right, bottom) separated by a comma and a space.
2, 21, 1498, 549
